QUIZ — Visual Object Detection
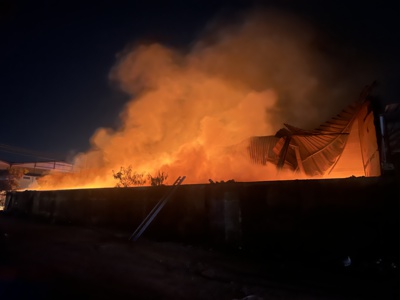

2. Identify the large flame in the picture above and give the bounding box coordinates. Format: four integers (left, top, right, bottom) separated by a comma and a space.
36, 10, 369, 190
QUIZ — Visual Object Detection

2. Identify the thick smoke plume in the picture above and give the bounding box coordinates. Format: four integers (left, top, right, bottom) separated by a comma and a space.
37, 9, 372, 190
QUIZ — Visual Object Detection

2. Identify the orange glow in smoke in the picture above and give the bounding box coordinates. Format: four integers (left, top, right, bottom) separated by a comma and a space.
35, 11, 367, 190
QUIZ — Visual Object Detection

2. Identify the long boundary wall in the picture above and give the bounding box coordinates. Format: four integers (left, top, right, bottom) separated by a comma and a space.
4, 176, 400, 257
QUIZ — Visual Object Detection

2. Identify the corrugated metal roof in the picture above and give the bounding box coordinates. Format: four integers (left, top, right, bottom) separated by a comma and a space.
247, 136, 280, 165
247, 83, 377, 176
282, 101, 363, 176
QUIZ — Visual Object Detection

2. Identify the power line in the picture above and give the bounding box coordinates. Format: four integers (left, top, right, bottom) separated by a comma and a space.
0, 143, 65, 162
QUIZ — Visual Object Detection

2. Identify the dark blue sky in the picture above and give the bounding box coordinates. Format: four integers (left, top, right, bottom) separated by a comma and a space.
1, 0, 399, 162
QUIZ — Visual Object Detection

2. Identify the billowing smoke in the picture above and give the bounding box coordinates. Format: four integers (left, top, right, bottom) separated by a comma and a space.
37, 9, 373, 190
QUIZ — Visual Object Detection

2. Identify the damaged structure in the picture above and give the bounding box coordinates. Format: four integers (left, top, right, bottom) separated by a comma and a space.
247, 83, 400, 178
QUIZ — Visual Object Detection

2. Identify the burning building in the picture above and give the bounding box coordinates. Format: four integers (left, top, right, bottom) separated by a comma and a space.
9, 10, 400, 190
19, 82, 400, 192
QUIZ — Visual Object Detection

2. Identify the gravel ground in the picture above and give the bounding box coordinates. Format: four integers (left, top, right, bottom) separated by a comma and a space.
1, 212, 399, 300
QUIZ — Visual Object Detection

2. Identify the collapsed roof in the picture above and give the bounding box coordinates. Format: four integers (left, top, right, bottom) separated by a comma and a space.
247, 83, 383, 178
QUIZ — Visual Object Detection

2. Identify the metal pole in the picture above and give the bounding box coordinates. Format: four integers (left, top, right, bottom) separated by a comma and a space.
129, 176, 186, 241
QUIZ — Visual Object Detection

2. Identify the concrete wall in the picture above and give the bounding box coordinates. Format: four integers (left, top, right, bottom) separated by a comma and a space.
5, 177, 400, 257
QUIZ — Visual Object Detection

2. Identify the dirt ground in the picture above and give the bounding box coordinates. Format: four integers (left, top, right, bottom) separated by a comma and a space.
0, 212, 399, 300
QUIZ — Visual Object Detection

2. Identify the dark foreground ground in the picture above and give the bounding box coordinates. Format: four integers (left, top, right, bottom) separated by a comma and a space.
1, 212, 399, 300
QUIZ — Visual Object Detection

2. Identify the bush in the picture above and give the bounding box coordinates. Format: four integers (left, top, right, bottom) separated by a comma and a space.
112, 165, 147, 187
112, 166, 169, 187
148, 171, 168, 186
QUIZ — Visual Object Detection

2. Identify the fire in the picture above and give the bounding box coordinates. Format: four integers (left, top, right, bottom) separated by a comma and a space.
35, 11, 369, 190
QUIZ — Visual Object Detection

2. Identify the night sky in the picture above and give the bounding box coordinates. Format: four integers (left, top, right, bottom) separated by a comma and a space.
1, 0, 399, 163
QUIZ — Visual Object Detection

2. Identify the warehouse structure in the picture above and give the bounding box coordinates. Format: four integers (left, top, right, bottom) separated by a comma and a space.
246, 83, 400, 178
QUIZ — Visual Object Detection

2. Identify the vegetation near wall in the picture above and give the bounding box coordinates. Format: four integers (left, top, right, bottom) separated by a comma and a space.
112, 165, 168, 187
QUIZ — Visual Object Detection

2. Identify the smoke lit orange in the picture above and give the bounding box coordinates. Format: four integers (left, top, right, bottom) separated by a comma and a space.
34, 11, 372, 190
